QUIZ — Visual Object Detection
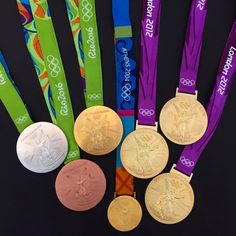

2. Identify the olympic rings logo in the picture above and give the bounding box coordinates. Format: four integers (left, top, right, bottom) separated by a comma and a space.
81, 0, 93, 22
88, 93, 102, 101
15, 114, 29, 124
139, 108, 155, 117
68, 150, 80, 158
180, 78, 195, 87
47, 55, 61, 78
180, 156, 195, 168
121, 83, 131, 102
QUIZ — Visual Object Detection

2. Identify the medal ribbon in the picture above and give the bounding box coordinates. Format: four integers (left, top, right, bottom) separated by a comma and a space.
29, 0, 80, 162
179, 0, 208, 94
176, 20, 236, 176
0, 52, 33, 133
79, 0, 104, 107
65, 0, 86, 91
113, 0, 136, 195
138, 0, 161, 126
16, 0, 56, 123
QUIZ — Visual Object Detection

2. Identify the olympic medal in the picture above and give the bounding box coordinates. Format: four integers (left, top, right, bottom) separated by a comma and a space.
107, 195, 142, 232
74, 106, 123, 155
159, 96, 208, 145
55, 159, 106, 211
145, 172, 194, 224
121, 129, 169, 179
16, 122, 68, 173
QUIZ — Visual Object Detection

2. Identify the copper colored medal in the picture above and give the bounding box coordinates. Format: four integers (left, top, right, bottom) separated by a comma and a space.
74, 106, 123, 156
55, 159, 106, 211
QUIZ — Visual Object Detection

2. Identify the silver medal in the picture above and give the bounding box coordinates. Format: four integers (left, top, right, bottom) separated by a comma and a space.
16, 122, 68, 173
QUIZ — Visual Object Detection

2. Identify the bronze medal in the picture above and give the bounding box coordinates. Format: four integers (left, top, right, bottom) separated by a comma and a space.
107, 195, 142, 232
55, 159, 106, 211
160, 95, 208, 145
74, 106, 123, 156
121, 128, 169, 179
145, 172, 194, 224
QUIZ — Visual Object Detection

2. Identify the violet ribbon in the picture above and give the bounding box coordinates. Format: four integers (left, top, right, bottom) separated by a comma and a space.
137, 0, 161, 126
179, 0, 208, 94
176, 20, 236, 176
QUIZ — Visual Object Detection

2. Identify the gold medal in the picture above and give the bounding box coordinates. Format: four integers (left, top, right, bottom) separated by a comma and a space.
160, 93, 208, 145
145, 171, 194, 224
74, 106, 123, 155
121, 128, 169, 179
107, 195, 142, 232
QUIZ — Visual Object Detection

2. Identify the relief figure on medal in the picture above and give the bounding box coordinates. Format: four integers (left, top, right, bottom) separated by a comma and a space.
63, 166, 95, 199
81, 113, 119, 151
151, 178, 191, 221
24, 129, 65, 168
122, 129, 168, 178
168, 101, 198, 142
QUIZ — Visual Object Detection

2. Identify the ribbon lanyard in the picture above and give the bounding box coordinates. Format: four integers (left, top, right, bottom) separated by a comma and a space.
65, 0, 86, 91
137, 0, 161, 127
79, 0, 104, 107
175, 20, 236, 176
113, 0, 135, 196
107, 1, 142, 232
28, 0, 80, 162
16, 0, 56, 124
179, 0, 208, 95
0, 52, 33, 132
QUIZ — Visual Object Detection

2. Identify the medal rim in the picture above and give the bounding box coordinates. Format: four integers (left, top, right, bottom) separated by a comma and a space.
159, 96, 208, 145
16, 121, 68, 174
145, 172, 195, 224
107, 195, 142, 232
120, 128, 169, 179
55, 159, 107, 211
74, 105, 123, 156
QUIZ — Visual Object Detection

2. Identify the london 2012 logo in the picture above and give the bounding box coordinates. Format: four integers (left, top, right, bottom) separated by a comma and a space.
81, 0, 93, 22
47, 55, 61, 78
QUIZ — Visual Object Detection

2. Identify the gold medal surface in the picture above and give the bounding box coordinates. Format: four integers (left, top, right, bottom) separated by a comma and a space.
107, 195, 142, 232
145, 172, 194, 224
159, 96, 208, 145
74, 106, 123, 155
121, 128, 169, 179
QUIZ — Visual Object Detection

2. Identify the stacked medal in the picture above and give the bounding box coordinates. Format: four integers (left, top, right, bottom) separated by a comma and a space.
0, 0, 236, 233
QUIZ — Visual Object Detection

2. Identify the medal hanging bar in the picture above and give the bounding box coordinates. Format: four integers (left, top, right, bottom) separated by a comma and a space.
0, 52, 68, 173
107, 0, 142, 232
16, 0, 56, 124
73, 0, 123, 156
29, 0, 80, 162
120, 0, 169, 180
145, 19, 236, 224
159, 0, 208, 145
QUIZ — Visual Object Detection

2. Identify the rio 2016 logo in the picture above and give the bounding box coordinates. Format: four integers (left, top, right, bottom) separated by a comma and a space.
47, 55, 61, 78
81, 0, 93, 22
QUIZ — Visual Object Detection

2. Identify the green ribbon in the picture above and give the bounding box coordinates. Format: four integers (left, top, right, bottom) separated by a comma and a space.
0, 53, 33, 133
79, 0, 104, 107
30, 0, 80, 163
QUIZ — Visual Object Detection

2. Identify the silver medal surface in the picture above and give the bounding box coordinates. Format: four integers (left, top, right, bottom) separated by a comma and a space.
16, 122, 68, 173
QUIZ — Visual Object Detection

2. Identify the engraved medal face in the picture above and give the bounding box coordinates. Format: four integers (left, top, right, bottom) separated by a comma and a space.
107, 196, 142, 232
16, 122, 68, 173
55, 159, 106, 211
121, 129, 169, 179
145, 173, 194, 224
74, 106, 123, 156
160, 96, 208, 145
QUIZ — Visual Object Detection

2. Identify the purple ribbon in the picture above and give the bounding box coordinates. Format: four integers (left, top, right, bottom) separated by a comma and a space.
179, 0, 208, 94
176, 20, 236, 176
138, 0, 161, 126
